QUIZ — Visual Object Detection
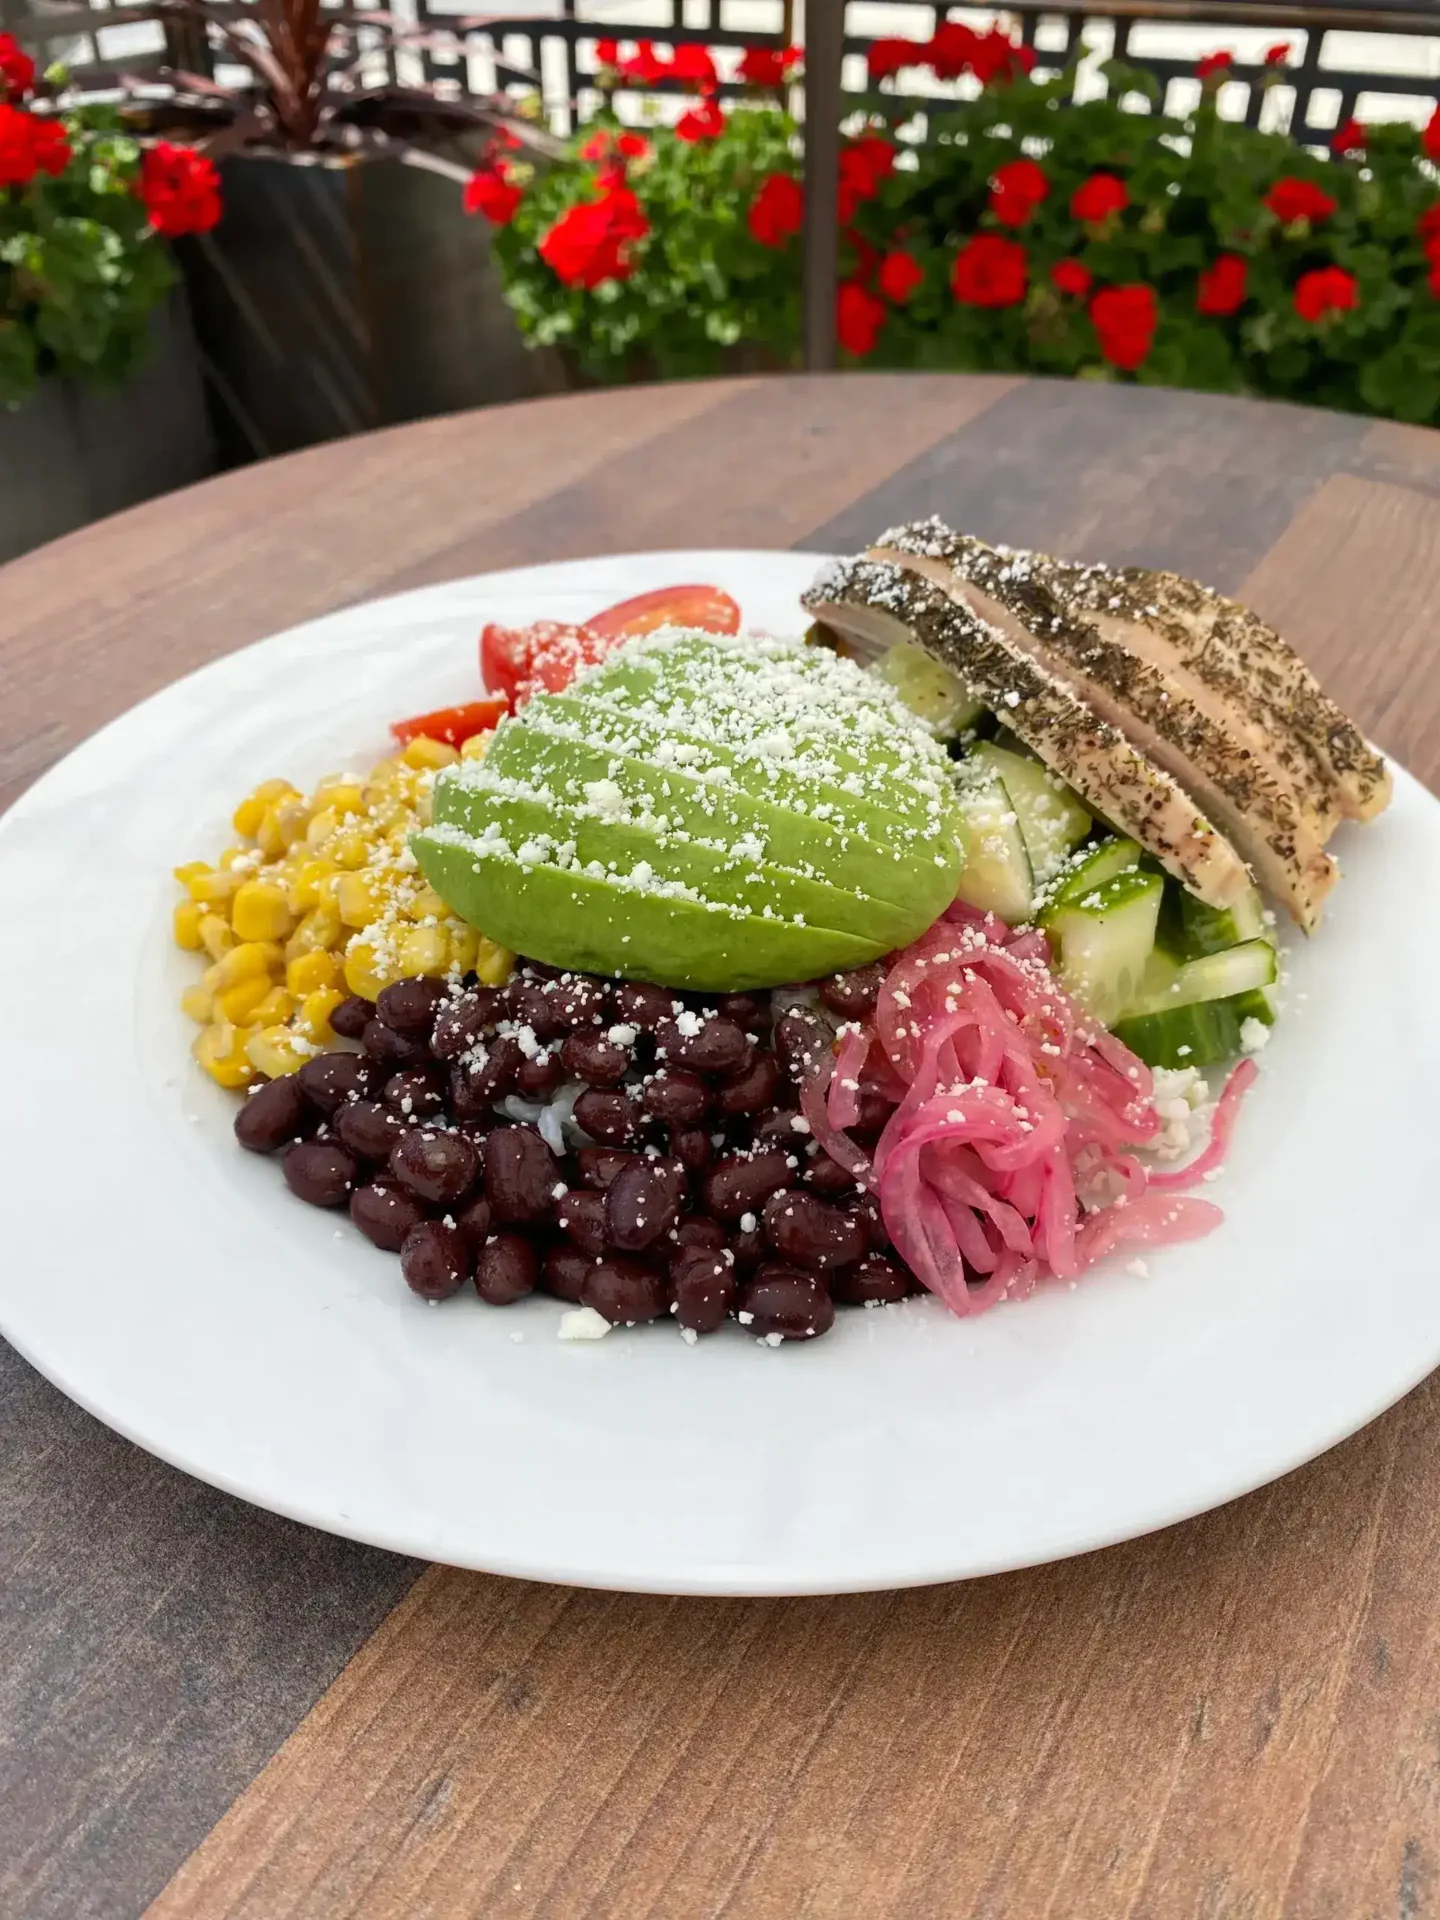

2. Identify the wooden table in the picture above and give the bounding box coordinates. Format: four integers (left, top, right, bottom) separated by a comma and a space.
3, 373, 1439, 1920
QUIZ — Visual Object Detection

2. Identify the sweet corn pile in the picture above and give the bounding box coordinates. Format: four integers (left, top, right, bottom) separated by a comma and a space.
175, 732, 513, 1089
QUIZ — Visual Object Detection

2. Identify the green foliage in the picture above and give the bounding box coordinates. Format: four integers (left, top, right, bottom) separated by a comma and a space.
0, 104, 175, 407
487, 74, 1440, 425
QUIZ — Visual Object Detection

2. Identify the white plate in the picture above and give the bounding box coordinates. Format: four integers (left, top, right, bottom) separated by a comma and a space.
1, 550, 1438, 1596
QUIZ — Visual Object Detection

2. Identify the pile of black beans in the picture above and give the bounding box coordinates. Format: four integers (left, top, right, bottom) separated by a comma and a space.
233, 960, 918, 1341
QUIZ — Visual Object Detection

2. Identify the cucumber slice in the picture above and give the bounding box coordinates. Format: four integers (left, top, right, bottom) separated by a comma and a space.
968, 743, 1091, 884
1040, 835, 1142, 913
1157, 881, 1268, 961
1039, 867, 1163, 1025
1113, 995, 1252, 1069
1124, 938, 1277, 1018
952, 772, 1034, 923
871, 642, 985, 739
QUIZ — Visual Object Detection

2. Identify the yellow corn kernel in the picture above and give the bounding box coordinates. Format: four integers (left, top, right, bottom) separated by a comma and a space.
245, 1025, 313, 1079
188, 867, 240, 906
193, 1020, 257, 1089
286, 858, 337, 913
180, 984, 214, 1025
401, 735, 460, 771
174, 860, 211, 886
475, 938, 515, 987
215, 976, 274, 1025
199, 914, 236, 962
343, 940, 396, 1001
331, 830, 372, 871
255, 805, 286, 859
460, 730, 493, 761
286, 950, 338, 996
395, 925, 450, 978
335, 871, 383, 928
448, 923, 479, 973
274, 796, 313, 852
305, 805, 341, 851
297, 986, 346, 1045
404, 885, 449, 923
219, 845, 254, 872
249, 986, 294, 1028
231, 879, 296, 943
365, 757, 405, 795
285, 903, 343, 961
315, 780, 365, 819
202, 940, 282, 993
173, 900, 205, 951
231, 796, 267, 838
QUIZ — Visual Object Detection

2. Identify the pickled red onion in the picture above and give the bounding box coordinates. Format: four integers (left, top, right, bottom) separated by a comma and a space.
805, 914, 1252, 1315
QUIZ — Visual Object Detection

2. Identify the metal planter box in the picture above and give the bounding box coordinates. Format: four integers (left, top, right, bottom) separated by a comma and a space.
0, 295, 213, 566
179, 149, 538, 465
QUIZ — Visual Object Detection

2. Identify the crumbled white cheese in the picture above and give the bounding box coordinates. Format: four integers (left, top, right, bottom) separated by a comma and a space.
558, 1306, 612, 1341
1239, 1018, 1271, 1054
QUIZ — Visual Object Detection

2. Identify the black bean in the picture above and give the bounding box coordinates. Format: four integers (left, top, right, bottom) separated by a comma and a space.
515, 1050, 565, 1099
583, 1256, 669, 1325
754, 1108, 807, 1143
234, 1075, 314, 1153
362, 1020, 430, 1072
613, 981, 677, 1032
714, 1050, 781, 1116
605, 1157, 685, 1253
548, 974, 610, 1027
738, 1265, 835, 1340
673, 1252, 735, 1334
297, 1050, 379, 1114
669, 1127, 714, 1175
475, 1231, 538, 1305
556, 1187, 608, 1255
283, 1139, 357, 1208
671, 1214, 726, 1267
350, 1180, 426, 1252
817, 963, 887, 1021
485, 1124, 562, 1222
575, 1146, 638, 1190
728, 1221, 766, 1272
763, 1191, 868, 1272
383, 1067, 446, 1119
774, 1008, 830, 1085
560, 1031, 632, 1087
401, 1220, 470, 1300
717, 992, 769, 1030
449, 1035, 522, 1117
541, 1242, 593, 1302
574, 1087, 642, 1145
853, 1086, 898, 1138
831, 1254, 910, 1307
509, 983, 566, 1043
454, 1194, 493, 1251
700, 1148, 795, 1221
376, 975, 448, 1036
655, 1013, 750, 1078
389, 1129, 479, 1206
431, 989, 500, 1060
329, 994, 373, 1041
334, 1098, 409, 1163
804, 1150, 857, 1196
642, 1069, 709, 1126
848, 1194, 891, 1251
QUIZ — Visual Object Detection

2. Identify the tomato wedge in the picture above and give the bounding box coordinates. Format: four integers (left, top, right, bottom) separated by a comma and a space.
389, 696, 509, 748
587, 584, 741, 640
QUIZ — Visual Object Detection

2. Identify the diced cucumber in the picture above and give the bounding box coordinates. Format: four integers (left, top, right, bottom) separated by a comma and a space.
1157, 880, 1268, 961
952, 771, 1034, 923
871, 642, 985, 739
1039, 867, 1164, 1025
968, 742, 1091, 884
1123, 938, 1277, 1018
1113, 995, 1254, 1069
1040, 835, 1142, 913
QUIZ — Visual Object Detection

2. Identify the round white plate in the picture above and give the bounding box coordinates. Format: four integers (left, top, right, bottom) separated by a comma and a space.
2, 550, 1438, 1596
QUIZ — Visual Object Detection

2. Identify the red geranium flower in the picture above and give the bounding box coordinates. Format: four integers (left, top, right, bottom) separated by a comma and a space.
463, 162, 522, 224
1051, 258, 1092, 297
868, 37, 917, 82
845, 227, 880, 281
1265, 176, 1337, 224
951, 234, 1028, 308
1091, 283, 1158, 370
1293, 265, 1358, 323
539, 183, 649, 288
1332, 118, 1365, 154
1264, 42, 1291, 66
1418, 204, 1440, 244
578, 131, 608, 161
136, 140, 220, 236
670, 44, 718, 88
838, 134, 895, 222
1196, 253, 1248, 316
878, 250, 924, 303
1071, 172, 1128, 224
620, 40, 669, 84
675, 97, 724, 141
616, 131, 650, 160
989, 157, 1048, 227
1196, 51, 1233, 81
0, 32, 35, 99
926, 21, 978, 80
594, 38, 618, 66
1426, 107, 1440, 163
0, 102, 69, 188
838, 280, 887, 357
748, 171, 803, 248
969, 28, 1033, 85
738, 44, 801, 87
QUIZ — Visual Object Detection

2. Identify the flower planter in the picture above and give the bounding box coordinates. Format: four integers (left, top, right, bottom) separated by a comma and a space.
177, 150, 539, 465
0, 292, 213, 566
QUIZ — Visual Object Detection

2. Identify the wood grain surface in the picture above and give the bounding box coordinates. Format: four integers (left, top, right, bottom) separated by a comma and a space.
2, 374, 1439, 1920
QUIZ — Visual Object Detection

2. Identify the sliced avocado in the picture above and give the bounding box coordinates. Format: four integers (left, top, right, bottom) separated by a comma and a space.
413, 833, 888, 991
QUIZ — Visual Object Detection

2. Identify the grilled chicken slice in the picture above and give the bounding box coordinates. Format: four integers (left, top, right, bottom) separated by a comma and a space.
803, 556, 1254, 911
870, 525, 1338, 932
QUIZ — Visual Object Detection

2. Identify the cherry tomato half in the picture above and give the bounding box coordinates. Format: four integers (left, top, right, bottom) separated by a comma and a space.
389, 696, 509, 747
586, 584, 742, 641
